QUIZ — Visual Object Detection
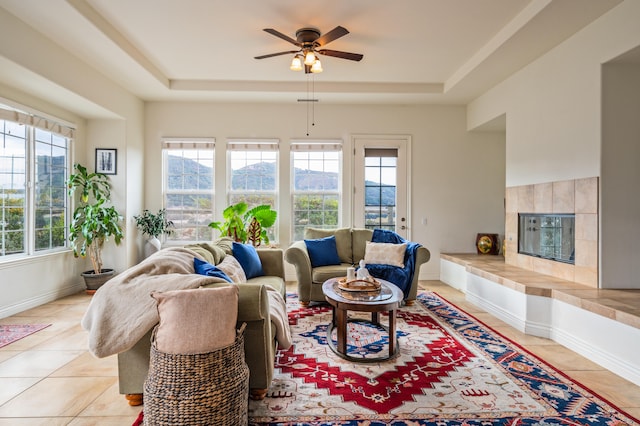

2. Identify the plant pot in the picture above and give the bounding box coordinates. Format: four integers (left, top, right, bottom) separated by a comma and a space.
82, 268, 115, 294
144, 236, 162, 258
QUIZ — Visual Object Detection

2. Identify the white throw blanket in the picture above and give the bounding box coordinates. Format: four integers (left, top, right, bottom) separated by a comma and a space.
267, 288, 292, 350
81, 246, 291, 357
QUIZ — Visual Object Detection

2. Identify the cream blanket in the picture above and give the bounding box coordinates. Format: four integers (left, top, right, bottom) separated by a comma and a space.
266, 288, 292, 350
82, 246, 292, 359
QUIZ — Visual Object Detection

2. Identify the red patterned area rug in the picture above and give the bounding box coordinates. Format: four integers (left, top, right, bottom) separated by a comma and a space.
248, 292, 639, 425
0, 324, 50, 348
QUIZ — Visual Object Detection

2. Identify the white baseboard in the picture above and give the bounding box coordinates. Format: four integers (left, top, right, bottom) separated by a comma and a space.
441, 258, 640, 387
0, 283, 85, 319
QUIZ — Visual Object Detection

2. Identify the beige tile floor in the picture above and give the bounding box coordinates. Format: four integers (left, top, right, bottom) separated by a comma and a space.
0, 281, 638, 425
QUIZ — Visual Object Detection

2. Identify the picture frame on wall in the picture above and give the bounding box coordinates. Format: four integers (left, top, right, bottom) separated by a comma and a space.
95, 148, 117, 175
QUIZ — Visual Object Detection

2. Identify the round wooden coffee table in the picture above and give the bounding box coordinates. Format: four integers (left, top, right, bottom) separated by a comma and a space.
322, 277, 403, 362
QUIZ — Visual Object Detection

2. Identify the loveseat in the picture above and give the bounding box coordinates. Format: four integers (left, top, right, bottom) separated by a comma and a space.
284, 227, 430, 306
82, 241, 287, 405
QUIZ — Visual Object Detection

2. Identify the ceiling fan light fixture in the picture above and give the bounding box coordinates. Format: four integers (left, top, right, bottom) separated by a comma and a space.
290, 55, 303, 71
310, 59, 323, 73
304, 50, 316, 66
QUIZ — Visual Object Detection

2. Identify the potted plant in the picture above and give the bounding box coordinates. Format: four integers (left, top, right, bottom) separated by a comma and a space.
67, 163, 124, 293
133, 208, 174, 257
209, 202, 277, 246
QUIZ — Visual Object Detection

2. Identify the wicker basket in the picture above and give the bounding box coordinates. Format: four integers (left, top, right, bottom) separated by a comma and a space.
143, 324, 249, 426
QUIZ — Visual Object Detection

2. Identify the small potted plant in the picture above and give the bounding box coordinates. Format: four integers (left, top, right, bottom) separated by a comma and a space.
209, 202, 277, 246
133, 208, 174, 257
67, 163, 124, 293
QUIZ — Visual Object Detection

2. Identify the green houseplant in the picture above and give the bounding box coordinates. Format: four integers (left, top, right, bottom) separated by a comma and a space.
66, 163, 124, 292
209, 202, 277, 246
133, 209, 174, 257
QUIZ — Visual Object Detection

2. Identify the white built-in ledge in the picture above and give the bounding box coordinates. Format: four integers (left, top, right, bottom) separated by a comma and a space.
440, 253, 640, 387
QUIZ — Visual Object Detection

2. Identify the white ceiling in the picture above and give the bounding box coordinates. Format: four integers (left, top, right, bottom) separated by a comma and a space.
0, 0, 623, 109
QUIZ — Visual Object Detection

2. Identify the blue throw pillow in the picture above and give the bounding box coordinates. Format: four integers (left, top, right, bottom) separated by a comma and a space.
232, 242, 264, 279
305, 235, 341, 267
193, 258, 232, 283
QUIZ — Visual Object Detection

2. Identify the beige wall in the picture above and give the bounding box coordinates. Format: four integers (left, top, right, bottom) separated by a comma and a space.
145, 102, 506, 281
0, 8, 145, 317
601, 61, 640, 289
468, 1, 640, 289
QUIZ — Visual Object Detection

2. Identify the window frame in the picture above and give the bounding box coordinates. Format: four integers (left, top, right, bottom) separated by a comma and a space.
290, 140, 343, 241
161, 138, 216, 244
0, 103, 73, 261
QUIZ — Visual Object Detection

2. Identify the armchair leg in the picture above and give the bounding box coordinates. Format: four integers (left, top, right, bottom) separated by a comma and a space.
125, 393, 143, 406
250, 388, 268, 400
405, 299, 415, 306
299, 301, 310, 308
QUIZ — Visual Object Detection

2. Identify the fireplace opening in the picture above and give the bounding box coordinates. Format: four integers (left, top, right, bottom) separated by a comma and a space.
518, 213, 575, 264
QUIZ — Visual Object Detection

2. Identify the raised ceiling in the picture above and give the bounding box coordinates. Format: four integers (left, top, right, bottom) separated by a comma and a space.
0, 0, 622, 106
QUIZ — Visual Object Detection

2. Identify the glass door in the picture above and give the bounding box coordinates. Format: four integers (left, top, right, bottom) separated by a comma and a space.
352, 135, 410, 239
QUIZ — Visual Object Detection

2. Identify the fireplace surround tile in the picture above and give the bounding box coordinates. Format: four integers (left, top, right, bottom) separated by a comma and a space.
552, 180, 575, 213
505, 177, 599, 288
576, 177, 598, 214
516, 185, 534, 213
534, 182, 553, 213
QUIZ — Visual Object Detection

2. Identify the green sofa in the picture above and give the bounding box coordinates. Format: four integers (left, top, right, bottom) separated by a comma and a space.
284, 228, 430, 307
117, 247, 286, 405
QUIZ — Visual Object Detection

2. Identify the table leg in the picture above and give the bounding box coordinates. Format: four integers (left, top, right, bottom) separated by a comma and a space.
371, 311, 379, 325
388, 309, 396, 357
336, 308, 347, 354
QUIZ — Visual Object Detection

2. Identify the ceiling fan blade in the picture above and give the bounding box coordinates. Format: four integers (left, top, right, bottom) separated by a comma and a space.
317, 49, 364, 61
315, 26, 349, 46
263, 28, 300, 46
254, 50, 299, 60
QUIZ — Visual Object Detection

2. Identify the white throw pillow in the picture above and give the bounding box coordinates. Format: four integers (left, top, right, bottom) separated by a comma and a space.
364, 241, 406, 268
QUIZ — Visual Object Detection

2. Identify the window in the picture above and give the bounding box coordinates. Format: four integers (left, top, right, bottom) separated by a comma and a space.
364, 148, 397, 231
291, 141, 342, 241
0, 105, 72, 258
162, 139, 215, 242
227, 139, 279, 241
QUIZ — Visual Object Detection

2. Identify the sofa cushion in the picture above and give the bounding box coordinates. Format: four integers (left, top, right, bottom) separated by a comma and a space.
232, 242, 264, 279
246, 275, 286, 295
311, 264, 350, 284
304, 235, 341, 267
193, 257, 233, 282
304, 227, 353, 264
351, 228, 374, 264
364, 241, 407, 268
151, 286, 238, 354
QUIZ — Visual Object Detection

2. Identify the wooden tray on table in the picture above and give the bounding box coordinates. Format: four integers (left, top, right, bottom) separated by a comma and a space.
337, 277, 381, 292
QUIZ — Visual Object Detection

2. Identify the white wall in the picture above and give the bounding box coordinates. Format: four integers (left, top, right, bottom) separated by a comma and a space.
468, 0, 640, 188
145, 102, 506, 280
467, 1, 640, 289
0, 8, 145, 317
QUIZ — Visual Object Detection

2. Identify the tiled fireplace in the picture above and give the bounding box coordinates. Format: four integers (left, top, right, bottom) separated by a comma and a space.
504, 177, 599, 288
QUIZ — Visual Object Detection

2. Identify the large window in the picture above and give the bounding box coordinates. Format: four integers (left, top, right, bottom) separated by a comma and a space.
163, 139, 215, 242
0, 106, 72, 258
227, 139, 279, 241
227, 139, 278, 208
291, 141, 342, 241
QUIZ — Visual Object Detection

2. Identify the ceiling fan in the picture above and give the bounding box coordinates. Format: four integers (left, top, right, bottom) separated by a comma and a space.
254, 26, 364, 73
